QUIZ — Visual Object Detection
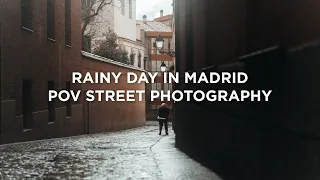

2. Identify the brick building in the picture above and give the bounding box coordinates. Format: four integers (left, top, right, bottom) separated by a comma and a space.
154, 11, 173, 27
136, 13, 174, 120
154, 9, 176, 72
0, 0, 145, 144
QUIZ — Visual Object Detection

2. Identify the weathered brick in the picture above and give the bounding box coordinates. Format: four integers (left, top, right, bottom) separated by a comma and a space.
0, 0, 146, 143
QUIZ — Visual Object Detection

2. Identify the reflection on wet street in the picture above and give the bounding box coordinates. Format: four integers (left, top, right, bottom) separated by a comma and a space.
0, 125, 222, 180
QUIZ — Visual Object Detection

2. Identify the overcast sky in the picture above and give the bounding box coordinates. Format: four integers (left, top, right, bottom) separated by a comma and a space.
136, 0, 173, 20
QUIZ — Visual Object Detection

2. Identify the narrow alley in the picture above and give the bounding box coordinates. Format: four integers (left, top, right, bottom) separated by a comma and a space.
0, 124, 222, 180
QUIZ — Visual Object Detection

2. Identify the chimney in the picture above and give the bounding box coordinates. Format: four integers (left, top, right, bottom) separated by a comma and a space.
160, 10, 163, 17
143, 15, 147, 23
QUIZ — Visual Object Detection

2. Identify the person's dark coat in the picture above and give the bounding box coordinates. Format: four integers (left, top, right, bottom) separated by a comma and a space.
158, 106, 169, 120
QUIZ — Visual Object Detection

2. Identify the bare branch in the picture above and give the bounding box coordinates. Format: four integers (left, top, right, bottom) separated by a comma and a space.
81, 0, 136, 50
82, 0, 114, 36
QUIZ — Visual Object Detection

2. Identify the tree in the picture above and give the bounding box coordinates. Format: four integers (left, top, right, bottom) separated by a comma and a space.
82, 0, 113, 36
117, 48, 130, 64
82, 0, 114, 51
81, 0, 135, 51
93, 28, 130, 64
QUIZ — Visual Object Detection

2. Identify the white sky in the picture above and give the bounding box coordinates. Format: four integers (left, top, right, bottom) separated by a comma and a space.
136, 0, 173, 20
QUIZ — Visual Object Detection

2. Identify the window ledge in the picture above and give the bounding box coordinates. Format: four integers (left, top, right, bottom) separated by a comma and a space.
22, 27, 34, 33
66, 45, 72, 48
48, 122, 55, 125
23, 129, 32, 132
48, 38, 56, 42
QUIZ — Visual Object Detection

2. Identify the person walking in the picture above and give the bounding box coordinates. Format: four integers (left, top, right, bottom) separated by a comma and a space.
157, 103, 169, 135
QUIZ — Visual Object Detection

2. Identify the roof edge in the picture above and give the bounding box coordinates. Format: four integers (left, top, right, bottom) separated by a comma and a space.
82, 51, 146, 72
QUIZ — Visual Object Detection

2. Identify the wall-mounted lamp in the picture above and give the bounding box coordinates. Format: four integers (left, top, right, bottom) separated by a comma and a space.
155, 35, 175, 57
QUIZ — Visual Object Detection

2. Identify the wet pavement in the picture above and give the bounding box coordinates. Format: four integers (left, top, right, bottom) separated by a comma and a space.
0, 124, 222, 180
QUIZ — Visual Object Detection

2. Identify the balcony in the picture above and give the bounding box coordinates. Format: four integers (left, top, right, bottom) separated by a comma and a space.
146, 32, 173, 37
150, 49, 174, 61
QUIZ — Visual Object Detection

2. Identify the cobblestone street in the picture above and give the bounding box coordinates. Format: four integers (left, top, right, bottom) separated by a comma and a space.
0, 124, 222, 180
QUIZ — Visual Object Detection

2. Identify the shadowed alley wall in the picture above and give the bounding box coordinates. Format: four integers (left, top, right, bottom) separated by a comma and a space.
174, 0, 320, 180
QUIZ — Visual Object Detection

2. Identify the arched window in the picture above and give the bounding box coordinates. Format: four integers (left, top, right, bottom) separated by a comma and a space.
130, 48, 135, 65
138, 52, 142, 68
119, 44, 125, 50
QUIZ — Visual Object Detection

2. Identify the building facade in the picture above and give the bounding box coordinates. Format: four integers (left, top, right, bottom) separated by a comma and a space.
113, 0, 136, 41
0, 0, 145, 144
136, 13, 174, 120
82, 0, 115, 45
82, 0, 147, 69
154, 11, 173, 28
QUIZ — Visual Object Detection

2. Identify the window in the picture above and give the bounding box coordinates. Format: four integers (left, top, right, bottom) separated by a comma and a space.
65, 0, 71, 46
129, 0, 132, 18
138, 53, 142, 68
151, 61, 158, 71
21, 0, 33, 29
119, 44, 125, 50
121, 0, 125, 15
66, 81, 72, 117
82, 0, 87, 9
22, 80, 33, 129
152, 48, 157, 55
144, 57, 148, 70
163, 39, 168, 49
151, 83, 162, 104
47, 0, 55, 40
156, 83, 162, 92
130, 52, 135, 65
48, 81, 55, 122
164, 83, 169, 92
152, 83, 157, 91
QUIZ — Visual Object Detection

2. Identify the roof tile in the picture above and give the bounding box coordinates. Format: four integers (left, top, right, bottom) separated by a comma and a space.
136, 21, 172, 32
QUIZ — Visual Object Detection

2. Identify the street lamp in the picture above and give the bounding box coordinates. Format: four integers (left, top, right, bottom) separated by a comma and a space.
155, 35, 175, 57
160, 61, 167, 72
155, 35, 164, 51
